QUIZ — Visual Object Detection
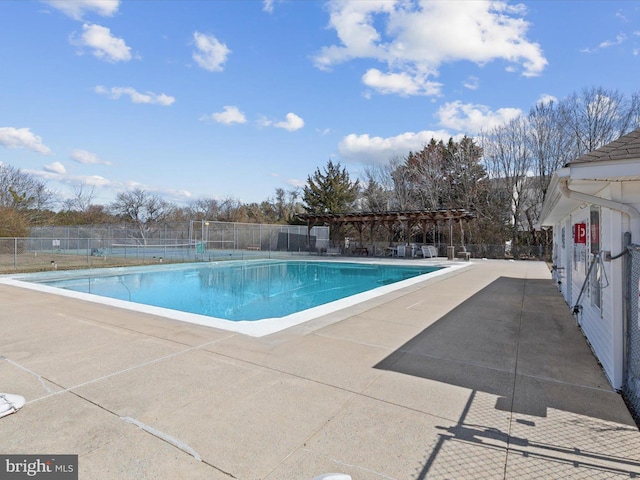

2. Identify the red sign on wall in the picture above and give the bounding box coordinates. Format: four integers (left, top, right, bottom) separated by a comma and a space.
574, 223, 587, 244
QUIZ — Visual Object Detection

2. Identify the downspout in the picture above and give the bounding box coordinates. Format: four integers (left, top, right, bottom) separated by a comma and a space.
558, 175, 638, 390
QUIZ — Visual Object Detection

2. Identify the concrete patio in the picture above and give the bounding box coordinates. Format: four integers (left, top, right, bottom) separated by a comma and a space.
1, 259, 639, 479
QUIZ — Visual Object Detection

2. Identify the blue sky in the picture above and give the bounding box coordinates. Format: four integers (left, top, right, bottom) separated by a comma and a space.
1, 0, 639, 207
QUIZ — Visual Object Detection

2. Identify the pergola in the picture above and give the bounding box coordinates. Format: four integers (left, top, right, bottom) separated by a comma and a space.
297, 208, 476, 247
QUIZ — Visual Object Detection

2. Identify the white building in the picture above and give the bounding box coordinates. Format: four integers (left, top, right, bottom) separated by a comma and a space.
540, 128, 640, 392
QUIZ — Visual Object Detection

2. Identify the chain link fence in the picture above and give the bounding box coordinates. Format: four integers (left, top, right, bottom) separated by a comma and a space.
625, 246, 640, 424
0, 219, 550, 272
0, 221, 329, 272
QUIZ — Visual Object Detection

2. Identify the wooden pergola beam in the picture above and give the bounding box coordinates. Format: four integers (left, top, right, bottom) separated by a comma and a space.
297, 208, 475, 226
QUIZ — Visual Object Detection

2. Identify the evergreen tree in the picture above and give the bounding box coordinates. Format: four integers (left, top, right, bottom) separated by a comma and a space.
302, 160, 360, 214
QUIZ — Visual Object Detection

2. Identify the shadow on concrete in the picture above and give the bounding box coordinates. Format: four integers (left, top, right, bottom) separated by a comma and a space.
415, 390, 640, 480
374, 276, 631, 423
374, 276, 640, 478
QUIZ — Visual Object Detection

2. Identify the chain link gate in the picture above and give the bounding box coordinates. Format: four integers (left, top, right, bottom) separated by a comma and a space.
625, 246, 640, 422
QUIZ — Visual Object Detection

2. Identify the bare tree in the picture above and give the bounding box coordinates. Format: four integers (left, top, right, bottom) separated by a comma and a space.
386, 156, 414, 210
62, 184, 96, 213
188, 198, 221, 221
270, 187, 302, 223
361, 160, 397, 211
0, 164, 52, 211
402, 140, 448, 210
630, 91, 640, 131
528, 100, 574, 195
218, 196, 244, 222
110, 189, 174, 245
481, 117, 532, 245
559, 86, 636, 155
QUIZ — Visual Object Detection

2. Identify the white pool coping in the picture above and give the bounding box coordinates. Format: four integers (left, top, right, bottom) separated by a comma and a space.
0, 258, 472, 337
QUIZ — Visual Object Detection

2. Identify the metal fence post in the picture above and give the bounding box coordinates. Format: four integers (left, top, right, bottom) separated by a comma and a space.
624, 245, 640, 424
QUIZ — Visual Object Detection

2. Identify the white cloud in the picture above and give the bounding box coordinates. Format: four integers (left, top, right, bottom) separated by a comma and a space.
437, 101, 522, 132
263, 0, 282, 13
463, 76, 480, 90
274, 113, 305, 131
615, 10, 629, 22
338, 129, 461, 165
0, 127, 53, 155
70, 23, 132, 62
361, 69, 442, 96
257, 115, 271, 128
598, 33, 626, 49
95, 86, 175, 106
314, 1, 393, 71
75, 175, 112, 186
27, 167, 192, 203
208, 106, 247, 124
583, 32, 631, 54
260, 113, 305, 131
43, 0, 120, 20
70, 149, 112, 165
26, 166, 113, 187
192, 32, 231, 72
44, 161, 66, 174
120, 181, 193, 203
537, 93, 557, 105
286, 178, 306, 188
314, 0, 547, 96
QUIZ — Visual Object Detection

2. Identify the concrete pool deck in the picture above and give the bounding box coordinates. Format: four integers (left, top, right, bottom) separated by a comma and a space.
1, 259, 639, 479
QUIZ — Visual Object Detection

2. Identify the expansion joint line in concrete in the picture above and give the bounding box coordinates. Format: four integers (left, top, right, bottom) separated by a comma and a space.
1, 355, 59, 394
502, 275, 527, 479
2, 349, 239, 478
13, 336, 233, 406
120, 416, 237, 478
60, 387, 238, 478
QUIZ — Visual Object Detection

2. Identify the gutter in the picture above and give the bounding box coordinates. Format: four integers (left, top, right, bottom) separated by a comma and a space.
558, 177, 640, 238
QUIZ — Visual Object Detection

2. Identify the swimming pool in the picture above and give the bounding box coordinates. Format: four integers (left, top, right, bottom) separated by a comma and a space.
3, 259, 463, 336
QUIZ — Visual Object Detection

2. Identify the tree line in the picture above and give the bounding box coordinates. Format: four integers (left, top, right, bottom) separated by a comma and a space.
354, 86, 640, 247
2, 86, 639, 248
0, 171, 304, 240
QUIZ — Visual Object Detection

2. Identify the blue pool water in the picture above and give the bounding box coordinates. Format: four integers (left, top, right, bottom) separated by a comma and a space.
26, 260, 443, 321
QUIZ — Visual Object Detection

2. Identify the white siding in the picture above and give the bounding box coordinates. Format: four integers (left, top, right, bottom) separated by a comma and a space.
556, 205, 623, 388
579, 208, 614, 386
